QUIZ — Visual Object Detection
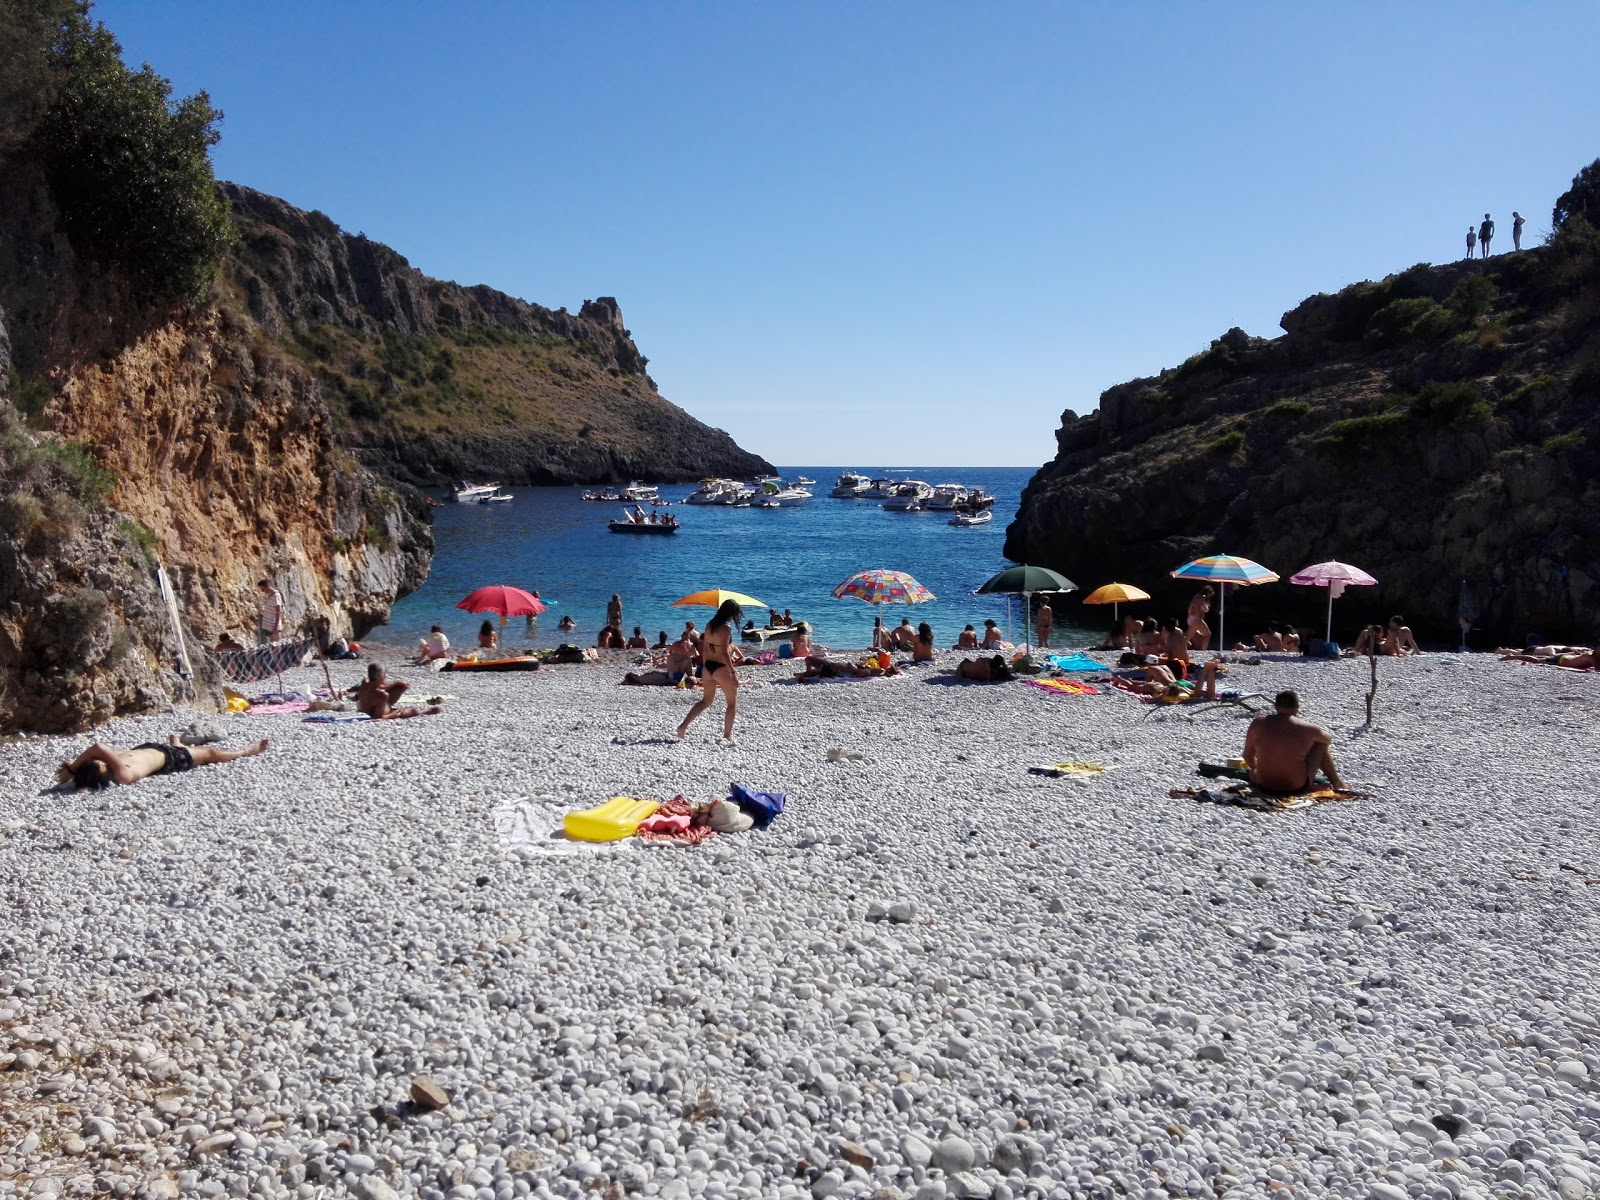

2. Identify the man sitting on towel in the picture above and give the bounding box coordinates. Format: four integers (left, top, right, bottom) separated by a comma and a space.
357, 664, 442, 720
58, 737, 269, 790
1242, 690, 1348, 793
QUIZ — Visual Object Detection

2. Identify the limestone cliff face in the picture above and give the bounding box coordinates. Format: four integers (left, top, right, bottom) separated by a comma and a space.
1006, 249, 1600, 643
221, 184, 774, 485
0, 166, 430, 733
49, 309, 431, 645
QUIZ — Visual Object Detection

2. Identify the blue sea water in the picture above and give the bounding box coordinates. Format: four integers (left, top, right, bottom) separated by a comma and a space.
382, 466, 1099, 651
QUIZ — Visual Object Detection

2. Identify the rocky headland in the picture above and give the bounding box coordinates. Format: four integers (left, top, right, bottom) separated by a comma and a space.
1006, 223, 1600, 643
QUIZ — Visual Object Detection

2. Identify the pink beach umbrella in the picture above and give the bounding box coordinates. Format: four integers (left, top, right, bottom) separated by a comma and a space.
1290, 561, 1378, 643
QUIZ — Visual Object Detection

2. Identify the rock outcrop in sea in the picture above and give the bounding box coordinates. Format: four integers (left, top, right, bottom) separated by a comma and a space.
1006, 237, 1600, 642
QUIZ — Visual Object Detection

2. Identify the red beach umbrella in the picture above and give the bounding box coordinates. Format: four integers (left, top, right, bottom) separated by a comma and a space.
456, 586, 547, 632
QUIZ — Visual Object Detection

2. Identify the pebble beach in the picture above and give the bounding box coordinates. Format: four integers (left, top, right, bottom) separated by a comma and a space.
2, 651, 1598, 1200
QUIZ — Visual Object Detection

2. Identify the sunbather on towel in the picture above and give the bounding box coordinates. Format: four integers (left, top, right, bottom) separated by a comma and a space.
1242, 690, 1348, 793
358, 664, 442, 719
955, 655, 1014, 682
57, 736, 268, 790
1113, 656, 1221, 700
792, 655, 900, 681
622, 669, 675, 686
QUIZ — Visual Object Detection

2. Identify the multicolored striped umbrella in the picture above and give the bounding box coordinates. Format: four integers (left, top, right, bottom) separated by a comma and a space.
832, 569, 936, 605
1170, 555, 1278, 649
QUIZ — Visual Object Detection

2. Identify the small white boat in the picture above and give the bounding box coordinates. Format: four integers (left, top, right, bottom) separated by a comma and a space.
830, 471, 871, 498
863, 478, 898, 500
452, 480, 502, 503
686, 479, 733, 505
795, 476, 816, 485
955, 488, 996, 512
883, 480, 932, 511
476, 490, 512, 504
950, 509, 992, 526
619, 482, 660, 502
752, 482, 813, 507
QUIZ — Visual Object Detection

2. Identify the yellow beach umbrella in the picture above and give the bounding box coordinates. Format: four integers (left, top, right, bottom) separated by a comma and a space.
671, 589, 769, 610
1081, 582, 1151, 623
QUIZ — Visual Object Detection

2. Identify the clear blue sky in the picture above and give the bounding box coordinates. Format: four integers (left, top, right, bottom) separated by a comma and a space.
99, 0, 1599, 467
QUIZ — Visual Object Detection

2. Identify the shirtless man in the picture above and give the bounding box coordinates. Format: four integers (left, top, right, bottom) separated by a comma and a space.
1384, 616, 1420, 655
1242, 690, 1347, 792
889, 619, 917, 650
357, 664, 441, 720
665, 632, 698, 681
980, 619, 1004, 649
58, 736, 268, 790
1113, 656, 1220, 700
955, 655, 1012, 682
955, 624, 979, 649
1163, 617, 1191, 676
1246, 627, 1284, 652
1035, 599, 1054, 648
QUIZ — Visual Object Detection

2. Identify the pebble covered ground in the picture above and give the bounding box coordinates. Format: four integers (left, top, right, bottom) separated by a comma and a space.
1, 650, 1598, 1200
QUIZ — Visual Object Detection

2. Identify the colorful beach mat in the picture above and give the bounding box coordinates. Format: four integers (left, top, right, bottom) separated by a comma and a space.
1023, 678, 1099, 697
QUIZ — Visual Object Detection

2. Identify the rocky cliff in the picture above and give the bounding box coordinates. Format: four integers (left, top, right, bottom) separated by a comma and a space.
1007, 238, 1600, 643
220, 184, 774, 485
0, 161, 431, 732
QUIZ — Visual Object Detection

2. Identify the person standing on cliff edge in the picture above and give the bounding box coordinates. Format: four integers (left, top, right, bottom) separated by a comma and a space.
1512, 211, 1525, 251
1465, 226, 1476, 259
256, 579, 283, 645
1479, 213, 1494, 257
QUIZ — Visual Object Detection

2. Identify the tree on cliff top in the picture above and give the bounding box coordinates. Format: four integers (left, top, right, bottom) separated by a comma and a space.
1552, 157, 1600, 232
23, 0, 234, 307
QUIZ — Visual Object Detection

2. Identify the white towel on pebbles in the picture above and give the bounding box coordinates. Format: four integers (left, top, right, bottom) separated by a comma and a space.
491, 797, 630, 856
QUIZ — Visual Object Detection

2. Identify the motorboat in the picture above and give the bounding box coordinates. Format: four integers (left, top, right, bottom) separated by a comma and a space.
830, 471, 871, 498
618, 482, 660, 502
863, 478, 898, 500
751, 481, 813, 507
609, 518, 678, 535
926, 483, 969, 511
685, 479, 734, 504
795, 476, 816, 485
476, 489, 512, 504
452, 480, 502, 503
712, 484, 756, 506
949, 509, 992, 526
954, 488, 996, 512
610, 508, 679, 534
883, 480, 932, 511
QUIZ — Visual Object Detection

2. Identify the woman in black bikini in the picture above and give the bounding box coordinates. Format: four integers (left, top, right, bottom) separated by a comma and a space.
676, 599, 744, 743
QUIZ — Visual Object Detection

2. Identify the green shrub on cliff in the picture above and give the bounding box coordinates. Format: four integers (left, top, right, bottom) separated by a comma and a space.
1447, 274, 1498, 320
1408, 381, 1492, 431
1364, 297, 1458, 347
29, 1, 234, 306
1553, 158, 1600, 230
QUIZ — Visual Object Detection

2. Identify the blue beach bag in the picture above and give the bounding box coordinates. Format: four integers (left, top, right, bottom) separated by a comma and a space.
729, 782, 786, 829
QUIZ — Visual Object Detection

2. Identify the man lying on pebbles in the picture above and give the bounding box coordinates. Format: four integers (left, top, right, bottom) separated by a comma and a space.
55, 736, 269, 790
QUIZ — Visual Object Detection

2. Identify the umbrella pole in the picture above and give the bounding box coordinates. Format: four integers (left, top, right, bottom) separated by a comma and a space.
1325, 590, 1333, 645
1218, 586, 1226, 652
1024, 590, 1031, 654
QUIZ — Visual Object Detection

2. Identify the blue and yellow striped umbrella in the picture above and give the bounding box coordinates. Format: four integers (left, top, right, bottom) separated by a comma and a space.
832, 569, 936, 605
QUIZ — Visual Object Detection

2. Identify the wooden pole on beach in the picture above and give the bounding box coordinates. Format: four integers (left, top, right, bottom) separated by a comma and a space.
1364, 627, 1380, 727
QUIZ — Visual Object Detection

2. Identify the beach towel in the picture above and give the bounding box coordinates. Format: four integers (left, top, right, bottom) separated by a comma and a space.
1028, 761, 1110, 777
493, 797, 629, 856
245, 701, 311, 716
771, 673, 880, 686
729, 782, 785, 829
218, 638, 317, 684
301, 712, 372, 724
1048, 653, 1104, 672
636, 797, 718, 846
1023, 678, 1100, 697
1172, 783, 1361, 812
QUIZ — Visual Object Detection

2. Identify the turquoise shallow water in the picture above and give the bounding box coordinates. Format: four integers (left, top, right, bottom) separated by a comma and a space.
381, 466, 1100, 651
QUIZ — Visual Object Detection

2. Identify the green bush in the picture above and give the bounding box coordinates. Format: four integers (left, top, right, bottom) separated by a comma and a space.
1312, 411, 1408, 448
1542, 430, 1585, 454
1499, 375, 1559, 414
1201, 429, 1245, 458
1408, 381, 1492, 431
1329, 281, 1394, 341
1365, 297, 1458, 347
31, 2, 234, 306
1448, 273, 1499, 320
1262, 399, 1312, 419
116, 516, 157, 563
1553, 157, 1600, 230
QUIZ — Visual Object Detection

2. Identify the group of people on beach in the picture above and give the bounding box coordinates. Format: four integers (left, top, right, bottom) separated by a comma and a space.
1465, 211, 1526, 258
